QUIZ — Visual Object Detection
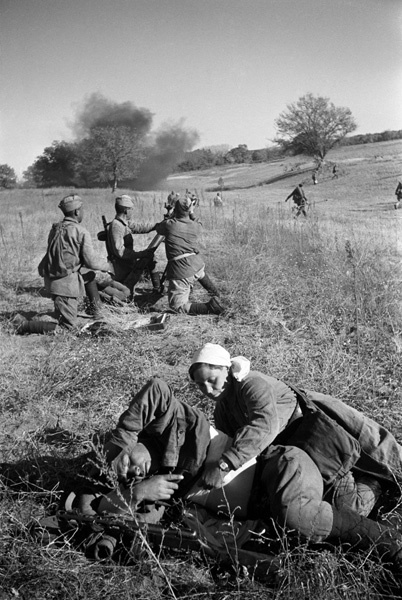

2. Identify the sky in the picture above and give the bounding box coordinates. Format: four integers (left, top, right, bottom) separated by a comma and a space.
1, 0, 402, 177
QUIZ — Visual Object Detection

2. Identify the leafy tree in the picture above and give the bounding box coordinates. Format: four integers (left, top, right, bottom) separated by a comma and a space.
22, 141, 78, 188
0, 164, 17, 189
274, 93, 357, 159
77, 126, 144, 191
225, 144, 251, 164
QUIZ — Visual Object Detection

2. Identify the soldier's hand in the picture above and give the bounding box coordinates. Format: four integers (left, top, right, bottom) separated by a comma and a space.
199, 463, 224, 489
135, 248, 155, 259
136, 474, 184, 502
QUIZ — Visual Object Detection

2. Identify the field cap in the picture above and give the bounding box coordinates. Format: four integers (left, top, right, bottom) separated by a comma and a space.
58, 194, 82, 213
176, 196, 193, 212
115, 195, 134, 208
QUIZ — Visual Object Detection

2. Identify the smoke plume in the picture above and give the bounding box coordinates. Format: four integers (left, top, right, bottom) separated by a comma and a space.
135, 121, 199, 190
71, 93, 199, 189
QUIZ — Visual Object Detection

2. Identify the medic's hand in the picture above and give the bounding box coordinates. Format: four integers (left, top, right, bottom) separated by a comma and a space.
136, 474, 184, 502
199, 463, 224, 489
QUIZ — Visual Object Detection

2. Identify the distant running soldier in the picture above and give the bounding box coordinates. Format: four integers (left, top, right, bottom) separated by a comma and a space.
394, 181, 402, 210
332, 164, 338, 179
312, 171, 318, 185
285, 183, 308, 218
214, 192, 223, 207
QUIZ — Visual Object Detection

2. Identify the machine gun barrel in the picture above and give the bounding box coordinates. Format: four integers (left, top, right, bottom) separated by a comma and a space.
56, 509, 281, 576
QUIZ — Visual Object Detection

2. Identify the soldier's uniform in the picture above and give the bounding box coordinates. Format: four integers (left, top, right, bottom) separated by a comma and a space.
38, 195, 110, 329
107, 195, 158, 292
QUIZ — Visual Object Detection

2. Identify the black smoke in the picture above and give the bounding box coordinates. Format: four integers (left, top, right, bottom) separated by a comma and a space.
71, 93, 199, 189
135, 121, 199, 190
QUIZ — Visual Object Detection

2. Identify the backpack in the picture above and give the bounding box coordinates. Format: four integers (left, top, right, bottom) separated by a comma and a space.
40, 221, 78, 279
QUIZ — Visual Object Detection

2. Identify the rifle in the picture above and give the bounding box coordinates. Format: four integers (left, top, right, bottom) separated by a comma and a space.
97, 216, 114, 262
56, 509, 280, 577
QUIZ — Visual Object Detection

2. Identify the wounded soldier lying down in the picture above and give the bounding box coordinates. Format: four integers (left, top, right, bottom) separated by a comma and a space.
64, 370, 402, 576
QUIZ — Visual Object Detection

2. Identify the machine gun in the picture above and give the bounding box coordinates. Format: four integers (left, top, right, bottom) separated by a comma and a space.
55, 509, 280, 578
56, 509, 208, 560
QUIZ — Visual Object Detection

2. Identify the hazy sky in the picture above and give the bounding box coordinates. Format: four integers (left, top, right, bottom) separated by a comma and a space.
1, 0, 402, 177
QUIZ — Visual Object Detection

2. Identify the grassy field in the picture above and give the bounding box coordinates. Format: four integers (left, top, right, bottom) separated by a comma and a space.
0, 140, 402, 599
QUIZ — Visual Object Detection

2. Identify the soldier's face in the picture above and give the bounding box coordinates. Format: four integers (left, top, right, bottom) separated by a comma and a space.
127, 443, 154, 479
76, 206, 84, 223
193, 364, 230, 401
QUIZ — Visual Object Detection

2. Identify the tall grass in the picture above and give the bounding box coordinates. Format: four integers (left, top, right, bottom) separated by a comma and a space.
0, 146, 402, 599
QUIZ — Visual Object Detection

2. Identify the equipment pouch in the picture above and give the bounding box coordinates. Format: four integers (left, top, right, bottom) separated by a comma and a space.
275, 385, 362, 486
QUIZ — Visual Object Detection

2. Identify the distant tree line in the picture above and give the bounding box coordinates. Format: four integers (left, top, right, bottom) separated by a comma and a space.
341, 129, 402, 146
176, 144, 284, 172
175, 130, 402, 173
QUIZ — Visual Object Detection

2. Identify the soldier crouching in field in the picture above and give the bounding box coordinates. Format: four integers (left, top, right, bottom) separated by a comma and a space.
106, 195, 161, 294
153, 196, 224, 315
15, 194, 113, 335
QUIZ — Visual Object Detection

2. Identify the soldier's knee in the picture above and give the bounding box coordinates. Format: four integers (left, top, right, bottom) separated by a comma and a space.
260, 445, 325, 526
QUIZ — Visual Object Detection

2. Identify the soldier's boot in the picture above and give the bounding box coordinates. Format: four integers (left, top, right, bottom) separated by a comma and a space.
16, 320, 58, 335
85, 278, 104, 320
150, 271, 163, 294
188, 297, 224, 316
188, 302, 209, 315
329, 505, 402, 572
207, 297, 224, 315
198, 274, 220, 297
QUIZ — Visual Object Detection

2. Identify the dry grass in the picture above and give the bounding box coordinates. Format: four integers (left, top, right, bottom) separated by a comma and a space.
0, 140, 402, 598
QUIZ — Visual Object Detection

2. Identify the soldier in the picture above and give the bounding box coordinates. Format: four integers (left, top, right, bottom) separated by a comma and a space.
106, 195, 161, 294
213, 192, 223, 207
16, 195, 112, 335
153, 196, 223, 315
70, 345, 402, 575
394, 181, 402, 210
332, 164, 338, 179
164, 191, 179, 218
285, 183, 308, 218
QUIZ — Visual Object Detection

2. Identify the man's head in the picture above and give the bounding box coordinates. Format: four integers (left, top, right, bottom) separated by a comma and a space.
115, 195, 134, 218
58, 194, 83, 222
126, 442, 161, 480
299, 183, 303, 188
174, 195, 194, 217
